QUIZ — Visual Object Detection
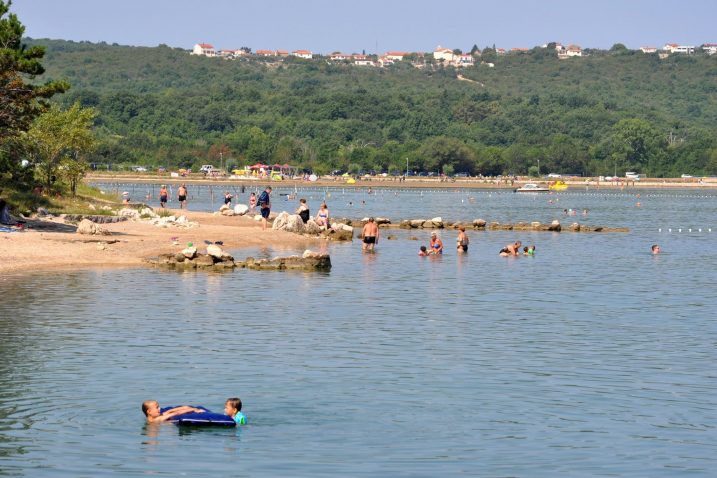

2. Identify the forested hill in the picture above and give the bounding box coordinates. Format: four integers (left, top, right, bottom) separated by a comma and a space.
27, 38, 717, 177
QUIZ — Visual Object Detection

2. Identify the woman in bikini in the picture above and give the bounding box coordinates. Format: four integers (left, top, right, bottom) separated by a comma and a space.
315, 203, 330, 230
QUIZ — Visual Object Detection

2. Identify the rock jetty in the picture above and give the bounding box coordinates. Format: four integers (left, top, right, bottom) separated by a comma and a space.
147, 246, 331, 271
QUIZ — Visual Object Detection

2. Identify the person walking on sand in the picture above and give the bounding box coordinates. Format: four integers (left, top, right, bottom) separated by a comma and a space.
258, 186, 272, 230
177, 184, 188, 209
362, 217, 379, 251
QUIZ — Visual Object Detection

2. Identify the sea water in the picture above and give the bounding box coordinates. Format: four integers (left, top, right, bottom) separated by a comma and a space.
1, 188, 716, 477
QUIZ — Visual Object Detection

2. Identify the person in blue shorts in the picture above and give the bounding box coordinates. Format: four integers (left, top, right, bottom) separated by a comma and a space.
224, 397, 247, 425
258, 186, 272, 230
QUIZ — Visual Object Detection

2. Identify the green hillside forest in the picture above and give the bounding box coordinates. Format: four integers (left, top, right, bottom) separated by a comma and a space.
29, 39, 717, 177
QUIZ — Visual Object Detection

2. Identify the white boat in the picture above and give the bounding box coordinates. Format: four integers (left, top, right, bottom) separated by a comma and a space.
515, 183, 549, 192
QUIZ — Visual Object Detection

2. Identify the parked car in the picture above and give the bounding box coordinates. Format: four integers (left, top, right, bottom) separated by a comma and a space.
547, 173, 562, 178
681, 174, 693, 178
132, 166, 147, 172
454, 172, 469, 178
199, 165, 215, 173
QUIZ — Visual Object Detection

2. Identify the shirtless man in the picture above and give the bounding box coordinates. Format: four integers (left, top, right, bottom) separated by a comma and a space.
141, 400, 205, 424
177, 184, 188, 209
506, 240, 522, 256
362, 217, 379, 251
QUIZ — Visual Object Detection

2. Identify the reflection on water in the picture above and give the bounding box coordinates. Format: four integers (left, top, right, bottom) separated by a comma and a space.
1, 189, 717, 476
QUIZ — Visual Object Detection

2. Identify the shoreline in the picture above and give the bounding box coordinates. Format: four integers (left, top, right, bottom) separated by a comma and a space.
86, 174, 717, 190
0, 211, 321, 275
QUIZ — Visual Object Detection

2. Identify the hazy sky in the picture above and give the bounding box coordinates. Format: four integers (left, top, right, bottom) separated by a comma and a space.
12, 0, 717, 53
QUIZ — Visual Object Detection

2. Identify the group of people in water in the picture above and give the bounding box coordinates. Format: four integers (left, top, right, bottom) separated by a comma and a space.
416, 235, 535, 257
498, 240, 536, 256
142, 398, 246, 425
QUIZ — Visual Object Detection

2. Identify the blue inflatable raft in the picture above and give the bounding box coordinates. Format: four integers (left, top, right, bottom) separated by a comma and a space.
161, 406, 236, 427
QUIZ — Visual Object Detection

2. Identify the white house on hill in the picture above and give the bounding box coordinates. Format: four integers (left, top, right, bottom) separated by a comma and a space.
192, 43, 216, 57
433, 46, 455, 62
292, 50, 313, 59
703, 44, 717, 55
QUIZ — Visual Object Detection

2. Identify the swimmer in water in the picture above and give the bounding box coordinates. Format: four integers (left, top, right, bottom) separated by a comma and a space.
224, 397, 247, 425
651, 244, 661, 254
142, 400, 205, 424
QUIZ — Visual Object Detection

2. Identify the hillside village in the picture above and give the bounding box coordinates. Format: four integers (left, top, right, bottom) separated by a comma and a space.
191, 41, 717, 68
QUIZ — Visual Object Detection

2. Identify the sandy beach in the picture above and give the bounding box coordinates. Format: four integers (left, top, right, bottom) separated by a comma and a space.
0, 211, 320, 274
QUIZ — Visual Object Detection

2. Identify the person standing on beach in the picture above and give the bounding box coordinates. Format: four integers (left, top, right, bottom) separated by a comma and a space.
177, 184, 188, 209
362, 217, 379, 251
258, 186, 272, 230
159, 185, 168, 208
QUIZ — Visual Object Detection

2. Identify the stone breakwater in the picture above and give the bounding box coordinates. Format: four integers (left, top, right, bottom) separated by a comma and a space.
328, 217, 628, 233
146, 245, 331, 271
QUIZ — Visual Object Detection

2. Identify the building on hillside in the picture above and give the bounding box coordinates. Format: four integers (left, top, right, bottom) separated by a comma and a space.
703, 44, 717, 55
385, 51, 409, 61
192, 43, 216, 57
329, 52, 352, 61
292, 50, 313, 59
566, 45, 582, 57
378, 56, 395, 67
496, 48, 506, 55
276, 50, 290, 57
454, 53, 474, 67
353, 55, 375, 66
640, 46, 657, 53
433, 46, 455, 62
664, 43, 694, 54
217, 49, 239, 59
510, 48, 529, 53
255, 49, 274, 57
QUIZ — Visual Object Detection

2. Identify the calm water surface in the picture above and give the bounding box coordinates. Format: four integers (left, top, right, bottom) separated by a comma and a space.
1, 188, 716, 476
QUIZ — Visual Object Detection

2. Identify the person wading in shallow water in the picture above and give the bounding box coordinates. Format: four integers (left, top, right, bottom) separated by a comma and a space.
362, 217, 379, 251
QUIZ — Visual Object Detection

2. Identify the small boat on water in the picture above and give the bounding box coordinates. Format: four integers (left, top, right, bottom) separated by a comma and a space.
549, 180, 568, 191
515, 183, 550, 193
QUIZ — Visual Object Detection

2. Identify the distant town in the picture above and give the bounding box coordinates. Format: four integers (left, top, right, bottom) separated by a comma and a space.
191, 42, 717, 68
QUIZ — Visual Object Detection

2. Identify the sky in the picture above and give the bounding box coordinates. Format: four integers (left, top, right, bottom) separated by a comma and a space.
11, 0, 717, 54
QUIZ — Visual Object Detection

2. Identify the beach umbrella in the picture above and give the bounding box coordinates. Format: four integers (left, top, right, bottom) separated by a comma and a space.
250, 163, 268, 169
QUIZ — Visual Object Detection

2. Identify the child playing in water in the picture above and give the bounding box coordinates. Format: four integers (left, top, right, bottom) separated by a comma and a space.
224, 397, 247, 425
418, 245, 428, 256
141, 400, 206, 424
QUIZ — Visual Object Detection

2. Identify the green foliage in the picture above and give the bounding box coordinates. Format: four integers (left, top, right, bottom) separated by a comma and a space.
20, 38, 717, 177
0, 1, 68, 191
25, 102, 97, 192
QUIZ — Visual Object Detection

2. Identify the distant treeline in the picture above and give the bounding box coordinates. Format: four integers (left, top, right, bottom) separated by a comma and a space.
29, 38, 717, 177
